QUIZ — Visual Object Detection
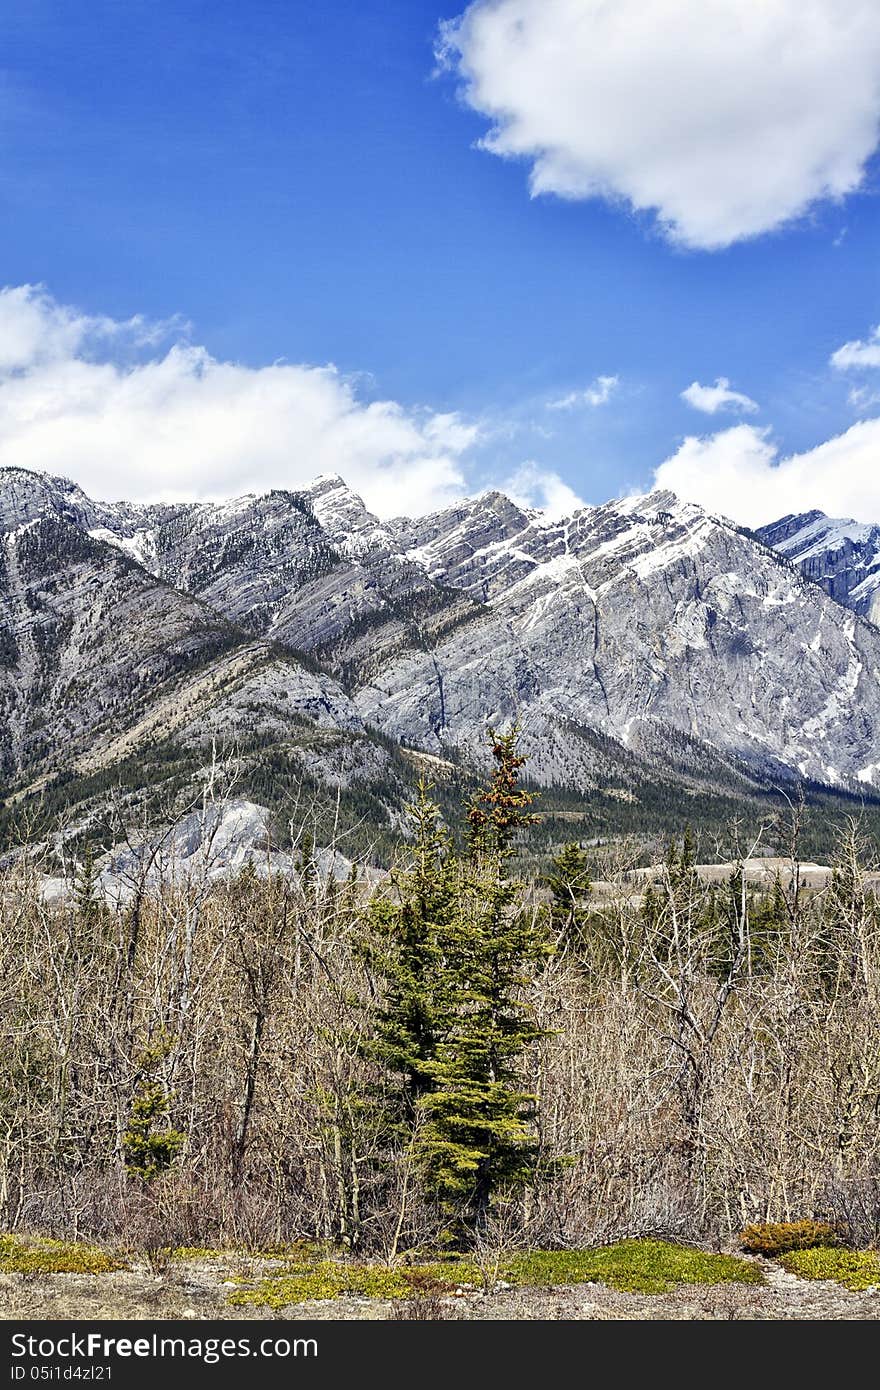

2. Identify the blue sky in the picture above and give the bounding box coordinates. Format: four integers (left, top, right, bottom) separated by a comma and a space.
3, 0, 880, 522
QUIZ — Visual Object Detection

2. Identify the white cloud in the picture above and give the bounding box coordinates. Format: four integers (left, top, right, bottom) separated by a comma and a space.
848, 384, 880, 410
0, 285, 478, 517
438, 0, 880, 250
654, 419, 880, 525
0, 284, 182, 372
548, 374, 618, 411
503, 462, 586, 519
681, 377, 759, 415
831, 324, 880, 369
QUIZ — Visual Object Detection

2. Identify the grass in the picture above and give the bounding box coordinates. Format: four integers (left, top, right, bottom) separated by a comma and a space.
227, 1239, 762, 1309
0, 1235, 125, 1275
778, 1247, 880, 1292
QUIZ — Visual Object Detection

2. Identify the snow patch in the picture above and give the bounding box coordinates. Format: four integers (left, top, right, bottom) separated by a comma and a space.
773, 514, 874, 561
89, 526, 157, 570
628, 518, 712, 581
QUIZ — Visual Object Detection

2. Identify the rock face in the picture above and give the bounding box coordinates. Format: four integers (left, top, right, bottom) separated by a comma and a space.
4, 465, 880, 830
75, 471, 478, 691
364, 489, 880, 791
0, 477, 374, 800
0, 515, 240, 784
757, 511, 880, 625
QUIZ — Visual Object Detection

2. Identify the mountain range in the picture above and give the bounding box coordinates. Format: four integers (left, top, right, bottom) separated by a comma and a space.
3, 463, 880, 863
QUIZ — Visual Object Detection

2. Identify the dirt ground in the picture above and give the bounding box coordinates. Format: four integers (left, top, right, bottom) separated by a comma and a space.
1, 1257, 877, 1320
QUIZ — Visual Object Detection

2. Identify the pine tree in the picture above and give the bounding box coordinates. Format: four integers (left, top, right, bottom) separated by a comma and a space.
122, 1083, 186, 1181
122, 1043, 186, 1182
542, 841, 592, 944
418, 727, 550, 1239
298, 829, 317, 891
466, 723, 538, 863
369, 731, 551, 1244
664, 826, 702, 928
73, 841, 101, 924
665, 825, 699, 894
746, 873, 789, 973
368, 782, 457, 1114
641, 879, 661, 931
416, 852, 549, 1237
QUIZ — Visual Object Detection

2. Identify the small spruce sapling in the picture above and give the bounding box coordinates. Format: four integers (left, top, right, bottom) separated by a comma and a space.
122, 1046, 186, 1182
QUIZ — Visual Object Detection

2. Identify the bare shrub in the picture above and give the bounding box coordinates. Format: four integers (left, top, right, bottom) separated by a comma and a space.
1, 809, 878, 1256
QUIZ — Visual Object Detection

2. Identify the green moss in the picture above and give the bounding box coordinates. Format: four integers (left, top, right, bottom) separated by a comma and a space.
228, 1259, 414, 1308
170, 1246, 230, 1261
504, 1241, 763, 1295
0, 1235, 125, 1275
228, 1241, 760, 1308
403, 1259, 480, 1288
228, 1251, 487, 1307
779, 1247, 880, 1291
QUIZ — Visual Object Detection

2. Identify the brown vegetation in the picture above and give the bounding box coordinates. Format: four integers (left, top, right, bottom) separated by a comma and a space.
1, 792, 879, 1260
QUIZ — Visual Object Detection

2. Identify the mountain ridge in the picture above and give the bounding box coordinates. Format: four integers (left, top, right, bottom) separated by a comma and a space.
4, 464, 880, 862
756, 508, 880, 624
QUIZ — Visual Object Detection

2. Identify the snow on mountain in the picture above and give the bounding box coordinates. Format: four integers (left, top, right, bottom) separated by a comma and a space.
4, 466, 880, 834
757, 510, 880, 624
355, 487, 880, 790
0, 498, 381, 812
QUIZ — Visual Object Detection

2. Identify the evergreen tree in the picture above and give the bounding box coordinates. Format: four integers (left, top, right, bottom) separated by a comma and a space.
369, 728, 551, 1244
640, 879, 661, 931
122, 1083, 186, 1181
466, 723, 538, 863
367, 782, 457, 1114
122, 1044, 186, 1181
73, 841, 101, 924
416, 852, 549, 1237
298, 829, 318, 891
746, 873, 789, 973
767, 873, 789, 931
665, 825, 699, 894
418, 727, 550, 1238
542, 841, 592, 943
663, 826, 702, 932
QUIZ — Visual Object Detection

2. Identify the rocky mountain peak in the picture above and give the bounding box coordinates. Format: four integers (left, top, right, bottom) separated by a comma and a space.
0, 466, 104, 533
6, 464, 880, 824
757, 508, 880, 624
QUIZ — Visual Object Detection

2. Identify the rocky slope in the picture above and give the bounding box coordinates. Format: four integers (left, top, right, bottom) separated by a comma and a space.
0, 476, 407, 858
4, 468, 480, 691
366, 487, 880, 791
0, 514, 239, 785
757, 510, 880, 624
4, 465, 880, 860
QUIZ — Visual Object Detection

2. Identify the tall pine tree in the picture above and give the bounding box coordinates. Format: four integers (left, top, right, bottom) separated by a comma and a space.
369, 728, 551, 1244
418, 726, 549, 1239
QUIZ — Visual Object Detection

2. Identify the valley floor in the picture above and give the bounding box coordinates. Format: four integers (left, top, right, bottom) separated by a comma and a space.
1, 1256, 876, 1322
